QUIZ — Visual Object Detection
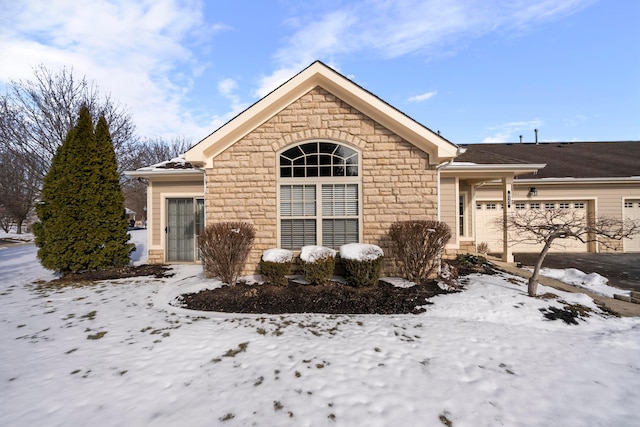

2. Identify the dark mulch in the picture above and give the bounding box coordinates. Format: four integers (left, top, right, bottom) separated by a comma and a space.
179, 279, 450, 315
49, 264, 173, 285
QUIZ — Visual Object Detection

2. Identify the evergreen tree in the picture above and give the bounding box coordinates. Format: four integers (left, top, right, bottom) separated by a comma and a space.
34, 106, 133, 274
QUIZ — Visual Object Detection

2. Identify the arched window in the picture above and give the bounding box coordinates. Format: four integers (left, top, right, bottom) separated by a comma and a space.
278, 141, 361, 249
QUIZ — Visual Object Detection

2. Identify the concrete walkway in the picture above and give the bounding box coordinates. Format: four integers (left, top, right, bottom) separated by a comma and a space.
486, 256, 640, 317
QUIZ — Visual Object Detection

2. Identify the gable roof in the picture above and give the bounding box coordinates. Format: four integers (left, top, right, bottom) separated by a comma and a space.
457, 141, 640, 179
185, 61, 459, 167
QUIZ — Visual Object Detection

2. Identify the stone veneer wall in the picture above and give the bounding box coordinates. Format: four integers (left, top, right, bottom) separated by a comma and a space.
205, 87, 438, 275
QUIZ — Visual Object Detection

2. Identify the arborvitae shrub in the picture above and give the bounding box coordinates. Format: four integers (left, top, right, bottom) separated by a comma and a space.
260, 261, 291, 286
34, 107, 133, 274
303, 257, 335, 285
388, 220, 451, 284
198, 222, 255, 284
300, 246, 336, 285
340, 243, 384, 287
341, 257, 383, 287
260, 249, 292, 286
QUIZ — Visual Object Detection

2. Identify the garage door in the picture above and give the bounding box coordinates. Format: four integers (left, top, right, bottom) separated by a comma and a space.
475, 200, 589, 253
624, 200, 640, 252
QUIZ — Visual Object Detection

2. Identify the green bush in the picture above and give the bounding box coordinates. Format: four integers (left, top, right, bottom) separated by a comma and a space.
300, 246, 336, 285
260, 249, 292, 286
339, 243, 384, 287
341, 258, 383, 287
34, 107, 133, 274
198, 222, 255, 284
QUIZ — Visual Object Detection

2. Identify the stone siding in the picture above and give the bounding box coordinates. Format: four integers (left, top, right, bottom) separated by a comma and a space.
205, 87, 438, 275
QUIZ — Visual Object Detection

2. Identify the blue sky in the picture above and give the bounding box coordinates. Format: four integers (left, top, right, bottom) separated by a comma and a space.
1, 0, 638, 145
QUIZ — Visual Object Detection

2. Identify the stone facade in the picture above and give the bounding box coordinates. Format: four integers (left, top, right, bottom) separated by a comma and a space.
205, 87, 438, 275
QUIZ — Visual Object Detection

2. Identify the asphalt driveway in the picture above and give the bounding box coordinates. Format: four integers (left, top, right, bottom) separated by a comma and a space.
513, 253, 640, 292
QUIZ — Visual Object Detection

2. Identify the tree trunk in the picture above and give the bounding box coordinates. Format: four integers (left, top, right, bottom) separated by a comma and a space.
528, 239, 555, 297
16, 218, 23, 234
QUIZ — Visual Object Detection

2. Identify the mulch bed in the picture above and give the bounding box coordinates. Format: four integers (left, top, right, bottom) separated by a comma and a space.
46, 256, 495, 314
48, 264, 173, 284
179, 279, 450, 315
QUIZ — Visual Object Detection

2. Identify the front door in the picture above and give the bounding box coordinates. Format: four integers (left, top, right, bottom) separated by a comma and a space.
167, 198, 204, 262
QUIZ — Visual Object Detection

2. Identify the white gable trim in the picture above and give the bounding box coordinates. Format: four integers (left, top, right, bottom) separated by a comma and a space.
185, 61, 458, 167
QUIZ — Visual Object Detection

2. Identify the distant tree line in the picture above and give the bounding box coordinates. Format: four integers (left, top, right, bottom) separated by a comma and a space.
0, 65, 191, 233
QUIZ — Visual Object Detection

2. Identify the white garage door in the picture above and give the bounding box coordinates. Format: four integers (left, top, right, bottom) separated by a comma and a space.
475, 200, 589, 253
624, 200, 640, 252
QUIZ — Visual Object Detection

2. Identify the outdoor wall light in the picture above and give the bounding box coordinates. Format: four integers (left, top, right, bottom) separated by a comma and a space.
528, 187, 538, 197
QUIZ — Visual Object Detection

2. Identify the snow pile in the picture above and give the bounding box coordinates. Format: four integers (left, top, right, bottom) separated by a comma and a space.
539, 267, 631, 298
0, 230, 35, 243
1, 233, 640, 426
339, 243, 383, 261
300, 245, 336, 263
261, 248, 293, 263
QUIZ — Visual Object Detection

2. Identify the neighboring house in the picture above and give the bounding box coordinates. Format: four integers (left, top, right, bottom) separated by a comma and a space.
443, 141, 640, 254
126, 61, 640, 274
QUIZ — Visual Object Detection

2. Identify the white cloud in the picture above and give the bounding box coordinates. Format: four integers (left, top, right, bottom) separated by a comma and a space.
218, 78, 238, 97
0, 0, 217, 140
255, 0, 593, 98
482, 120, 543, 143
408, 91, 437, 103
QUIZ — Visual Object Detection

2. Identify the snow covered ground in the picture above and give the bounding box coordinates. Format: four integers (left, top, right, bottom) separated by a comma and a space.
1, 230, 639, 426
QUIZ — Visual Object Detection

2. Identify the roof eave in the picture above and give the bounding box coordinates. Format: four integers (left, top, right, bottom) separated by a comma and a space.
184, 61, 458, 167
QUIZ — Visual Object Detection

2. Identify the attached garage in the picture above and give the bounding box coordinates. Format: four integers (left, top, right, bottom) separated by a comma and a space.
624, 200, 640, 252
475, 200, 590, 253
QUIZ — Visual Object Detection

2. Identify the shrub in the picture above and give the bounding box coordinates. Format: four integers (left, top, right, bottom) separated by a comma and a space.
388, 220, 452, 284
198, 222, 255, 285
300, 246, 336, 285
477, 241, 489, 254
260, 249, 293, 286
35, 107, 133, 274
339, 243, 384, 287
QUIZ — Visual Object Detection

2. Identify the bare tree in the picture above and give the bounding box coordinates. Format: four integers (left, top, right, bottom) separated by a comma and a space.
0, 206, 12, 233
0, 148, 40, 233
0, 64, 136, 182
501, 208, 640, 296
121, 136, 193, 224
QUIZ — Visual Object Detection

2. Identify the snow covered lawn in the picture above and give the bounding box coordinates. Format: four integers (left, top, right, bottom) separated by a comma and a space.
1, 231, 639, 426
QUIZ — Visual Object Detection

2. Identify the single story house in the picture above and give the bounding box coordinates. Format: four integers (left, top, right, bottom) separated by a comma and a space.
126, 61, 640, 274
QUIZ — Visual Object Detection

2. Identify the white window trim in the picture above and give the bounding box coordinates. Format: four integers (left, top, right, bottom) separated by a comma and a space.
276, 140, 363, 249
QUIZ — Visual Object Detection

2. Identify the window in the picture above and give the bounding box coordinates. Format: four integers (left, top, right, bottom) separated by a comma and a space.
486, 203, 497, 210
625, 201, 634, 208
530, 202, 540, 209
559, 202, 570, 209
574, 202, 585, 209
279, 142, 360, 249
515, 203, 526, 210
476, 203, 482, 210
459, 195, 465, 236
544, 202, 555, 210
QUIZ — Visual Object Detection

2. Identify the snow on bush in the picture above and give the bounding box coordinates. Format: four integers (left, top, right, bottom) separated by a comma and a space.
260, 249, 293, 286
300, 246, 336, 285
340, 244, 384, 288
262, 248, 293, 263
300, 246, 336, 263
339, 243, 383, 261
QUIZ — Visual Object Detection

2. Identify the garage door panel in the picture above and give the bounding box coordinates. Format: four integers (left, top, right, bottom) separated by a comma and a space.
475, 201, 589, 253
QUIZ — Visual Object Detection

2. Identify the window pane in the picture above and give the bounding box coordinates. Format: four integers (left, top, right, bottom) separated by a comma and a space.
281, 185, 316, 217
281, 142, 358, 178
323, 184, 358, 216
322, 219, 358, 248
281, 219, 316, 249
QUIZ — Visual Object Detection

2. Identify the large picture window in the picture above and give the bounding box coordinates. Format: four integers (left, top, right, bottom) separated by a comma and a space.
279, 141, 360, 249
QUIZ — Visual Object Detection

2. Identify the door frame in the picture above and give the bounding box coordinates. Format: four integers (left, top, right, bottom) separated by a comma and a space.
161, 194, 205, 263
